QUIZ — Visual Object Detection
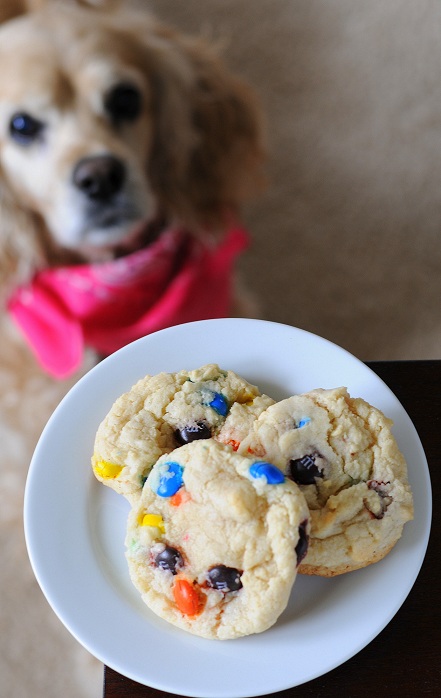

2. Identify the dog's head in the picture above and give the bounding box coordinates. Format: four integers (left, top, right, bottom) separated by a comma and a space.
0, 0, 264, 291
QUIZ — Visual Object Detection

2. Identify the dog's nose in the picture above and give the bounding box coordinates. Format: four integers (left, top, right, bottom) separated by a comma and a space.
72, 155, 125, 201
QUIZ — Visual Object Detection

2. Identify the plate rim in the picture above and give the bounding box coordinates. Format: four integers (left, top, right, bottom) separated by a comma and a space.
24, 319, 432, 697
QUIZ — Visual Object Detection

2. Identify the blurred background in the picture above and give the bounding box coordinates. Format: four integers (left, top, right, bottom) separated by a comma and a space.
150, 0, 441, 362
2, 1, 440, 697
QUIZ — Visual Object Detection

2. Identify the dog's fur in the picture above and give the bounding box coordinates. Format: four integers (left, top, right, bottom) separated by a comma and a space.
0, 0, 263, 656
0, 0, 263, 291
0, 0, 263, 481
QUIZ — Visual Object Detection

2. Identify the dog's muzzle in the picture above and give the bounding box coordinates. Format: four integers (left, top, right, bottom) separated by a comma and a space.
72, 154, 126, 202
69, 154, 147, 248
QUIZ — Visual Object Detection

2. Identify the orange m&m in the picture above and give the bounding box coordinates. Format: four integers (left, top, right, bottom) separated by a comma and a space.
173, 577, 204, 616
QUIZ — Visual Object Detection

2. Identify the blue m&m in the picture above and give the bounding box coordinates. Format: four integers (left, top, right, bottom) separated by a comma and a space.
207, 391, 229, 416
153, 461, 184, 497
249, 461, 285, 485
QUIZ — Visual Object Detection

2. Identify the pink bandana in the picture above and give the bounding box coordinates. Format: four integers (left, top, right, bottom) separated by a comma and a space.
7, 225, 248, 379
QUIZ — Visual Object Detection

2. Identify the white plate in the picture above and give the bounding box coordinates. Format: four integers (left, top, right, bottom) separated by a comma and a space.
24, 319, 431, 698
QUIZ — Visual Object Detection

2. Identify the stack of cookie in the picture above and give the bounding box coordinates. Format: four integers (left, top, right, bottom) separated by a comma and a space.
91, 364, 413, 639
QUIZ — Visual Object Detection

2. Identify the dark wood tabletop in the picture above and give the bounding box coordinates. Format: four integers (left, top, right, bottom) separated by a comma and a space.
103, 360, 440, 698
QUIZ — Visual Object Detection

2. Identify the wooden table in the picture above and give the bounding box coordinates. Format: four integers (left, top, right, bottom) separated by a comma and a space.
103, 360, 440, 698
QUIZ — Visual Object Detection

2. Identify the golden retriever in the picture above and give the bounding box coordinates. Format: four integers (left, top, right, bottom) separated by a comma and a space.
0, 4, 263, 688
0, 0, 264, 460
0, 0, 263, 371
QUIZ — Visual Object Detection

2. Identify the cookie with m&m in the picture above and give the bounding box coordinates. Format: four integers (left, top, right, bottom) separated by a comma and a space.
215, 393, 275, 451
92, 364, 272, 502
125, 439, 309, 639
239, 387, 414, 576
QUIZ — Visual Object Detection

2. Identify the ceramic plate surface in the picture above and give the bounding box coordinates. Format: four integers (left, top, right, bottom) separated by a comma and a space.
24, 319, 431, 697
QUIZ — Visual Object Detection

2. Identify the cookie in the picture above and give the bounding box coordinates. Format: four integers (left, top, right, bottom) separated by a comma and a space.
125, 440, 310, 639
92, 364, 272, 502
216, 393, 275, 450
239, 387, 414, 576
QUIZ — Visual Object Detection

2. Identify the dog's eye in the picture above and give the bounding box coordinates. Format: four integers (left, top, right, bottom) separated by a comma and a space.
9, 112, 44, 144
104, 83, 142, 124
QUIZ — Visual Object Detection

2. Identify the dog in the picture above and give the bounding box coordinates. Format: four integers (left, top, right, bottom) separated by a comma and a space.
0, 0, 264, 462
0, 1, 263, 692
0, 0, 265, 510
0, 0, 264, 373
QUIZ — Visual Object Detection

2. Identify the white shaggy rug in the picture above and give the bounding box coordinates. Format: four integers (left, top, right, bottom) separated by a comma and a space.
1, 1, 440, 696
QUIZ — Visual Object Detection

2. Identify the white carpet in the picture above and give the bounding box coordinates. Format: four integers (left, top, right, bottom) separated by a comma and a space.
2, 2, 440, 697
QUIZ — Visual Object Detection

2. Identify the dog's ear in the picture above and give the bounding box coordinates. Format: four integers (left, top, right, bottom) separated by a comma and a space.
3, 0, 124, 18
0, 0, 29, 24
0, 175, 46, 300
144, 28, 266, 232
0, 0, 74, 24
0, 172, 90, 299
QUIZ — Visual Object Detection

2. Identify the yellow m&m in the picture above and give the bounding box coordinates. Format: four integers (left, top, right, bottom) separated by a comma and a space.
138, 513, 165, 533
93, 458, 123, 479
